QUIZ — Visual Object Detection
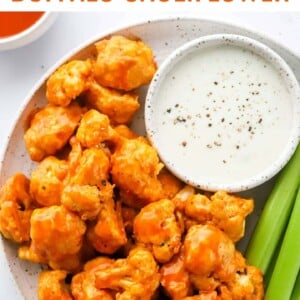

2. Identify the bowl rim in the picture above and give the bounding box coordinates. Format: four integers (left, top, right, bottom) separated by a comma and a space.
145, 33, 300, 192
0, 12, 56, 49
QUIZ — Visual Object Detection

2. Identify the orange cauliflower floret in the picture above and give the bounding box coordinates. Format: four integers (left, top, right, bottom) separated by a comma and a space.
76, 109, 116, 148
94, 248, 160, 299
46, 60, 92, 107
87, 183, 127, 255
133, 199, 181, 263
30, 156, 68, 207
94, 35, 156, 91
85, 80, 140, 125
24, 103, 85, 162
38, 270, 73, 300
18, 206, 86, 272
111, 137, 164, 206
0, 173, 34, 243
173, 187, 253, 242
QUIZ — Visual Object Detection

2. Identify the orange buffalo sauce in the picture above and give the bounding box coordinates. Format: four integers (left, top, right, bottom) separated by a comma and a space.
0, 12, 44, 38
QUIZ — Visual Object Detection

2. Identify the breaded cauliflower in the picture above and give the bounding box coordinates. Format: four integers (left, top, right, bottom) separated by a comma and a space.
38, 270, 73, 300
24, 103, 85, 162
160, 251, 193, 299
19, 206, 86, 267
71, 257, 115, 300
111, 137, 164, 205
0, 173, 34, 243
30, 156, 68, 207
87, 183, 127, 254
85, 80, 140, 125
46, 60, 92, 107
173, 187, 254, 242
61, 184, 101, 221
94, 35, 156, 91
133, 199, 181, 263
76, 109, 116, 148
94, 247, 160, 299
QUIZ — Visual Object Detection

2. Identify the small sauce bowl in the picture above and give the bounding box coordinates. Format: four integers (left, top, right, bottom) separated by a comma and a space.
0, 12, 57, 51
145, 34, 300, 192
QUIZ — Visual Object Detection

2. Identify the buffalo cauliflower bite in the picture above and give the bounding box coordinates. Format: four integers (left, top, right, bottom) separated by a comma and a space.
38, 270, 73, 300
85, 80, 140, 125
87, 183, 127, 254
184, 225, 238, 291
76, 109, 116, 148
68, 146, 110, 187
133, 199, 181, 263
61, 184, 101, 221
24, 103, 85, 162
111, 137, 164, 205
71, 257, 115, 300
94, 247, 160, 299
21, 206, 86, 266
46, 59, 92, 107
183, 224, 264, 298
94, 35, 157, 91
173, 187, 254, 242
160, 251, 193, 299
210, 191, 254, 242
30, 156, 68, 207
0, 173, 34, 243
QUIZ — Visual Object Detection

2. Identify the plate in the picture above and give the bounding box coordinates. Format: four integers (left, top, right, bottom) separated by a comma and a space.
1, 16, 299, 300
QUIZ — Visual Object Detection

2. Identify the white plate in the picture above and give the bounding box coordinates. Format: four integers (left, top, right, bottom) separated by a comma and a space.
1, 16, 300, 300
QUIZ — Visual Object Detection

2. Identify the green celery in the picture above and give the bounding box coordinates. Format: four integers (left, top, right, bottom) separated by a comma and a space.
245, 144, 300, 273
265, 187, 300, 300
291, 271, 300, 300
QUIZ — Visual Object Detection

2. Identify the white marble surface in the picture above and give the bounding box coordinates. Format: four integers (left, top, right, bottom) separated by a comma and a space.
0, 11, 299, 299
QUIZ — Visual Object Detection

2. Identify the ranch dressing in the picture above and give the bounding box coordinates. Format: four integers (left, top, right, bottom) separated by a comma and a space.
151, 44, 293, 187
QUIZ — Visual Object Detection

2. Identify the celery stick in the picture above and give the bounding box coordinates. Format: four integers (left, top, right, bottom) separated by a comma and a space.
291, 271, 300, 300
245, 144, 300, 273
265, 187, 300, 300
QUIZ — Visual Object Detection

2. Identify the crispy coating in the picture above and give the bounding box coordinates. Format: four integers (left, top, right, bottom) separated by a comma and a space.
85, 81, 140, 125
38, 270, 72, 300
160, 251, 193, 299
184, 225, 237, 280
30, 156, 68, 207
120, 204, 138, 235
0, 173, 33, 243
113, 125, 139, 140
68, 146, 110, 187
111, 137, 164, 205
71, 257, 115, 300
173, 187, 254, 242
133, 199, 181, 263
158, 168, 183, 200
223, 265, 264, 300
24, 103, 85, 162
46, 60, 92, 107
87, 183, 127, 254
61, 184, 101, 221
184, 225, 254, 294
210, 191, 254, 242
24, 206, 86, 265
94, 35, 157, 91
76, 109, 116, 148
94, 247, 160, 300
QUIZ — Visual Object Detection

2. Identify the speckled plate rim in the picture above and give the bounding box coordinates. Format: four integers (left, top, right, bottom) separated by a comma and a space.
0, 15, 300, 300
145, 33, 300, 192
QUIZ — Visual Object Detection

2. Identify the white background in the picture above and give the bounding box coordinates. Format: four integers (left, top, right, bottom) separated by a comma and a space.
0, 11, 299, 299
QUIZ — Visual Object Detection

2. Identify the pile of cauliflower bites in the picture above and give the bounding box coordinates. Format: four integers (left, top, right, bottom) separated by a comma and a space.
0, 35, 264, 300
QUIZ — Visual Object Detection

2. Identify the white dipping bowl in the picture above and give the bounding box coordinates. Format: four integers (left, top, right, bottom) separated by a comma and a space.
145, 34, 300, 192
0, 12, 57, 51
